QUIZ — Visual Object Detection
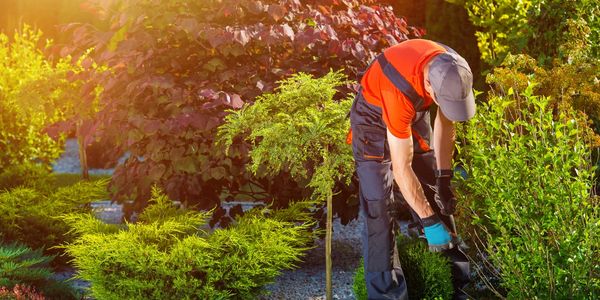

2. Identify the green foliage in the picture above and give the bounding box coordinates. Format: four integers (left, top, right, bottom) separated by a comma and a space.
63, 187, 315, 299
456, 84, 600, 298
0, 179, 108, 257
352, 258, 367, 300
219, 71, 354, 203
0, 163, 52, 192
0, 243, 77, 299
451, 0, 600, 66
353, 237, 452, 300
0, 25, 83, 169
485, 23, 600, 144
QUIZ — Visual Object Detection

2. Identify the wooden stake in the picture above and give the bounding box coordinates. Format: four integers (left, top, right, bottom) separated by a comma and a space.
326, 190, 333, 300
76, 121, 89, 180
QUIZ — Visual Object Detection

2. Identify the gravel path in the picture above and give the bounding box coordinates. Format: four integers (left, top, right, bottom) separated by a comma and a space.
262, 218, 364, 300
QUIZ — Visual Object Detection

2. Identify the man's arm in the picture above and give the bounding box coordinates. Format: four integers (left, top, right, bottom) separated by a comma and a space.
433, 108, 455, 170
387, 129, 435, 219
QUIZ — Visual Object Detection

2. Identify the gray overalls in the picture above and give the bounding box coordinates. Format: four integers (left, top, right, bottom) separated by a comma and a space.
350, 52, 470, 299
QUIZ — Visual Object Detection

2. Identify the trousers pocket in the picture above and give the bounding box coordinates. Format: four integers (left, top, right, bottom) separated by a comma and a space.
359, 125, 386, 161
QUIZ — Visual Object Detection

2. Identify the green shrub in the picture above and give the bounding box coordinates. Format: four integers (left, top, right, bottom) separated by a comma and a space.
451, 0, 600, 65
63, 187, 314, 300
0, 163, 52, 192
456, 84, 600, 298
353, 237, 452, 300
0, 179, 108, 256
0, 25, 82, 169
0, 243, 77, 299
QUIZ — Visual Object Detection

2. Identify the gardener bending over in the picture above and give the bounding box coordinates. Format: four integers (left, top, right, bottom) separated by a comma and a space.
349, 38, 474, 299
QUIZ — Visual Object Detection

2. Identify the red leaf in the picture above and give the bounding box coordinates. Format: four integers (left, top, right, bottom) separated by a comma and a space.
234, 29, 251, 46
203, 28, 227, 48
178, 18, 199, 34
243, 1, 264, 14
220, 93, 244, 108
44, 120, 75, 140
148, 163, 166, 180
267, 4, 287, 22
81, 58, 93, 69
281, 24, 294, 41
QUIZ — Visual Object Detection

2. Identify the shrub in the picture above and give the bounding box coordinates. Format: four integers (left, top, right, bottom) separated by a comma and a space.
456, 84, 600, 298
0, 243, 76, 299
58, 0, 420, 213
485, 23, 600, 144
0, 25, 81, 169
0, 179, 108, 257
451, 0, 600, 66
0, 163, 52, 192
353, 237, 453, 300
63, 187, 315, 299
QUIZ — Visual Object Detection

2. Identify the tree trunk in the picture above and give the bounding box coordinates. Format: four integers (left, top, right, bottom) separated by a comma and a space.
76, 121, 89, 180
326, 190, 333, 300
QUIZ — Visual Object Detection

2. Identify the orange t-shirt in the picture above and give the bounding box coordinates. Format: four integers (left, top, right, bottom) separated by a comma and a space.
360, 39, 446, 138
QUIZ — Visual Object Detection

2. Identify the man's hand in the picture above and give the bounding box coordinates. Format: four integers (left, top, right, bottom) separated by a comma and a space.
422, 214, 452, 251
435, 169, 457, 216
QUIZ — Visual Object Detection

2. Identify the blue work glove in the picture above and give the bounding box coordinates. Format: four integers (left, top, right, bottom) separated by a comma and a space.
422, 214, 452, 251
435, 169, 457, 216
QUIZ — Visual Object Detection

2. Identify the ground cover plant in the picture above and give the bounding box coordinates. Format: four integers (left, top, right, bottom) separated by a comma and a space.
456, 84, 600, 298
353, 237, 453, 300
0, 243, 77, 299
62, 187, 316, 299
56, 0, 421, 216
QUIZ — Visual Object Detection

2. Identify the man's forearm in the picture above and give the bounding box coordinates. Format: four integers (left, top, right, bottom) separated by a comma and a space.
433, 108, 455, 170
392, 166, 435, 218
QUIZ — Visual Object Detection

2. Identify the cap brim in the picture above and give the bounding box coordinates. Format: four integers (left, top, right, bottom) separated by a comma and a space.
437, 89, 476, 122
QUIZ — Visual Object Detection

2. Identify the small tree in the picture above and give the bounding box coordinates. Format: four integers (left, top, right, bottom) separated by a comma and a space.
218, 71, 353, 299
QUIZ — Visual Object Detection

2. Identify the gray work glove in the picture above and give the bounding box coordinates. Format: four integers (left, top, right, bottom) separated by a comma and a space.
435, 169, 456, 216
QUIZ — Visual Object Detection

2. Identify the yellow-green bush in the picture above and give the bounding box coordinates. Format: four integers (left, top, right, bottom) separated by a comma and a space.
63, 187, 315, 299
0, 25, 80, 169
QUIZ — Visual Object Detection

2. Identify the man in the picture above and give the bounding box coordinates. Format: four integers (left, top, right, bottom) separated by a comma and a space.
349, 38, 474, 299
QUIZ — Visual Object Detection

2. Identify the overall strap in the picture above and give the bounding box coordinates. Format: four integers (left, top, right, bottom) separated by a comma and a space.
377, 54, 425, 111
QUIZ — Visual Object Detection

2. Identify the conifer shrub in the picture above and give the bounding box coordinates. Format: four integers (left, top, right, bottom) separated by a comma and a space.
63, 187, 315, 299
353, 237, 452, 300
0, 163, 52, 192
0, 179, 108, 257
218, 70, 357, 223
456, 84, 600, 298
0, 243, 77, 299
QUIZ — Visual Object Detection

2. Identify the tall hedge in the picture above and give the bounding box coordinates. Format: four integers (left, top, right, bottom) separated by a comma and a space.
58, 0, 421, 213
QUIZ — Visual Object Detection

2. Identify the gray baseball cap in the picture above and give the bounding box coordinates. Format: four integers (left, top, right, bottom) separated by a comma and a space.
428, 52, 476, 121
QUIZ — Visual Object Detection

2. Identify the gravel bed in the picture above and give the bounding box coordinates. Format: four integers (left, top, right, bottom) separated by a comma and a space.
262, 218, 364, 300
